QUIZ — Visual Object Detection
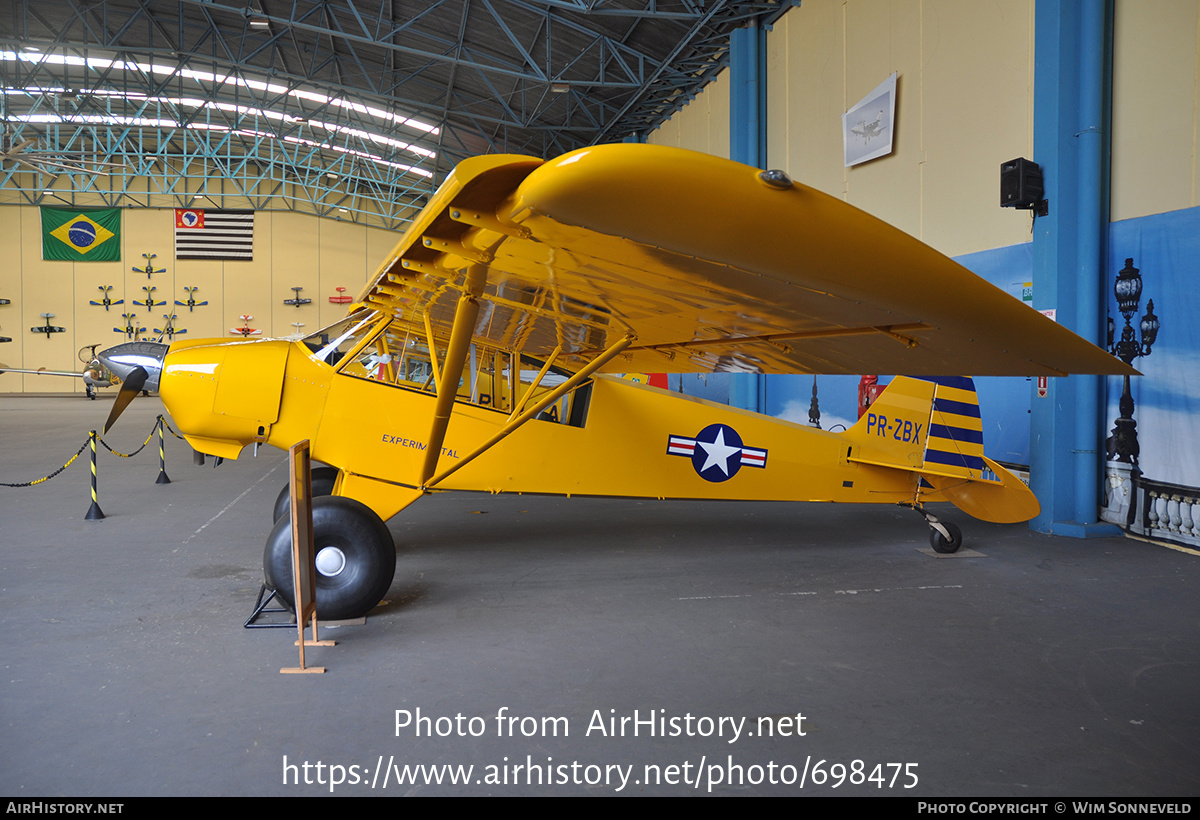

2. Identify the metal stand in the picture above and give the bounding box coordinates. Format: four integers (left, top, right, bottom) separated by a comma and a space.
244, 584, 295, 629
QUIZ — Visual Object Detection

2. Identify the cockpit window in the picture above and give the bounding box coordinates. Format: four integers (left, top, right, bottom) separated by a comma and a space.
339, 322, 437, 390
312, 314, 591, 428
303, 311, 379, 365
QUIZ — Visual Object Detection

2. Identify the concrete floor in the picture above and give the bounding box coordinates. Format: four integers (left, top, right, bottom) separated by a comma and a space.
1, 394, 1198, 797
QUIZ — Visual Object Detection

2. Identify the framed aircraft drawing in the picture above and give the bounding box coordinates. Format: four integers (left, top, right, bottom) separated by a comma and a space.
844, 72, 897, 167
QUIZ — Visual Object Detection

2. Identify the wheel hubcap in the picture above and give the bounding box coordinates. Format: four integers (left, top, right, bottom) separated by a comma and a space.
315, 546, 347, 577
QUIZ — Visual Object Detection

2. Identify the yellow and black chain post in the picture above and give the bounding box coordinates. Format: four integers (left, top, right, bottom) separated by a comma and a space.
155, 415, 171, 485
84, 430, 105, 521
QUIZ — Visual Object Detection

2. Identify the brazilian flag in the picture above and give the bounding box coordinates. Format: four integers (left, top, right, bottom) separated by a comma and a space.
41, 207, 121, 261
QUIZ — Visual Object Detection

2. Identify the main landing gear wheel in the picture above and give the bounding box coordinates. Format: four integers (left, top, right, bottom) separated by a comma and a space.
929, 521, 963, 554
263, 496, 396, 620
271, 466, 340, 523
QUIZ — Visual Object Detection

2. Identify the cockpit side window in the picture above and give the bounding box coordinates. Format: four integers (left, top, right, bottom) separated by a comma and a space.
339, 323, 438, 391
312, 314, 590, 428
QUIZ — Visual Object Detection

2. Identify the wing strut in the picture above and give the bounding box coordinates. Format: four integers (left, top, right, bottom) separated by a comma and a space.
424, 333, 635, 491
422, 311, 441, 389
419, 265, 486, 486
509, 345, 561, 421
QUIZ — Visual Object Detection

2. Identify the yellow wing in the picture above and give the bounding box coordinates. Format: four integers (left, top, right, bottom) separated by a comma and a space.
357, 144, 1133, 378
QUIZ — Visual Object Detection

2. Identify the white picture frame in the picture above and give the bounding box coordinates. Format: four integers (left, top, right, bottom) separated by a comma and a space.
843, 72, 897, 167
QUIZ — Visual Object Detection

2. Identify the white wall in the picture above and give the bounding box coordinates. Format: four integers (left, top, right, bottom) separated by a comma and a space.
1110, 0, 1200, 222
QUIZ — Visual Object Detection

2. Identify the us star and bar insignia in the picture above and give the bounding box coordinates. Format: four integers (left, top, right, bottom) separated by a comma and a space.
667, 423, 768, 483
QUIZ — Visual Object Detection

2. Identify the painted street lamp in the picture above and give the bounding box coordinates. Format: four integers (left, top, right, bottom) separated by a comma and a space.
1107, 258, 1158, 465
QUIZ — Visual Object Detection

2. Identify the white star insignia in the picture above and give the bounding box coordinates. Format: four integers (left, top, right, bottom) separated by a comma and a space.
698, 428, 741, 475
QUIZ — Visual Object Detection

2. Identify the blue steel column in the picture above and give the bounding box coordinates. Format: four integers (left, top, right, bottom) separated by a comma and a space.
728, 21, 768, 412
1029, 0, 1118, 536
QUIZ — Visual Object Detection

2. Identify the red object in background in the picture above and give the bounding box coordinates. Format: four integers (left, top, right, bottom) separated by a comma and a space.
858, 375, 881, 418
647, 373, 668, 389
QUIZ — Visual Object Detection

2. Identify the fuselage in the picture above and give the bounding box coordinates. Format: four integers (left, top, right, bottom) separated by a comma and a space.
155, 329, 929, 523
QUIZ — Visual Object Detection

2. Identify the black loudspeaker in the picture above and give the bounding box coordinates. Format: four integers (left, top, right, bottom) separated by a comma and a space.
1000, 157, 1044, 209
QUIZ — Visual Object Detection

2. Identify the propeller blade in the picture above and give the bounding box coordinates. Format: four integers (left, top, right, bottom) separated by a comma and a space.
103, 365, 147, 433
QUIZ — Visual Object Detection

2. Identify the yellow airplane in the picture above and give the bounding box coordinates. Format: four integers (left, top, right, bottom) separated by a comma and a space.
97, 144, 1134, 620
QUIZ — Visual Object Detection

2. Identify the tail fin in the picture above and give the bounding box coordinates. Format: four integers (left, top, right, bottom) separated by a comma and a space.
845, 376, 1040, 523
844, 375, 936, 471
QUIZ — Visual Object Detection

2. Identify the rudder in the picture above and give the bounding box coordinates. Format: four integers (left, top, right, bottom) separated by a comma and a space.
923, 376, 987, 480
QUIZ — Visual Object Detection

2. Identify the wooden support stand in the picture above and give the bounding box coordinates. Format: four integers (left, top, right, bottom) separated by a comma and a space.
280, 440, 336, 674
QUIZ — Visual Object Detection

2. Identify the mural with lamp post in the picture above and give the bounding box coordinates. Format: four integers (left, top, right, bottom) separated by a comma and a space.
1102, 209, 1200, 548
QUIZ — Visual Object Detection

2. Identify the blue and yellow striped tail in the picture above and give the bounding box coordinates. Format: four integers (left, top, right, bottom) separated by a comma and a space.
922, 376, 992, 480
844, 375, 1039, 523
916, 376, 1039, 523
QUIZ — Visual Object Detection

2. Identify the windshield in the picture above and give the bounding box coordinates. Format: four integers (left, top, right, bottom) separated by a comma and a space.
302, 310, 380, 365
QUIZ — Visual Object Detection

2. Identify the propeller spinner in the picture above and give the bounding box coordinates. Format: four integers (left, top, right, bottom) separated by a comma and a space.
97, 341, 168, 432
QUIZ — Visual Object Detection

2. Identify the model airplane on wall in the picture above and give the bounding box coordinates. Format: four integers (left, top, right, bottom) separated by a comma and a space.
97, 144, 1135, 621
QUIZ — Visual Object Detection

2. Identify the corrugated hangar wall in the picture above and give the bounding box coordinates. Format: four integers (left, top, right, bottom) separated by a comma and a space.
650, 0, 1200, 249
651, 0, 1038, 259
0, 208, 399, 394
1110, 0, 1200, 222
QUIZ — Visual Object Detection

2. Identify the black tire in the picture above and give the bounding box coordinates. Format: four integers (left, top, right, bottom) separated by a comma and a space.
263, 496, 396, 620
271, 466, 340, 523
929, 521, 963, 554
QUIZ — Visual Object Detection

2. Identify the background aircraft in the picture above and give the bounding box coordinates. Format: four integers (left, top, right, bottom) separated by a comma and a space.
2, 344, 118, 398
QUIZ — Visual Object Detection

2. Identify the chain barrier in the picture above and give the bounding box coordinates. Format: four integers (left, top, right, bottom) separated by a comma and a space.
1, 416, 167, 487
98, 424, 157, 458
0, 439, 90, 487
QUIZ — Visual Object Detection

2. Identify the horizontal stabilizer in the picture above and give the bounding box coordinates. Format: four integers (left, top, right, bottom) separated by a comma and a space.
923, 455, 1040, 523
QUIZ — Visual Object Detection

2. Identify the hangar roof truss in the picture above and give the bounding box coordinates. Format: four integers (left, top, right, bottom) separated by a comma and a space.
0, 0, 791, 229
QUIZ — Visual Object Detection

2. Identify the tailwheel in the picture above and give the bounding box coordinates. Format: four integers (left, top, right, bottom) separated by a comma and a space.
263, 496, 396, 620
929, 520, 963, 554
272, 466, 340, 522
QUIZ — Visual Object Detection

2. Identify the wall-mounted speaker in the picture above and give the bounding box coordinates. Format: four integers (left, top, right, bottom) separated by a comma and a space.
1000, 157, 1044, 209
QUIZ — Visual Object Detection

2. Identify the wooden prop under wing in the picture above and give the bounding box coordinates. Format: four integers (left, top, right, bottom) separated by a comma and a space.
359, 144, 1133, 378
